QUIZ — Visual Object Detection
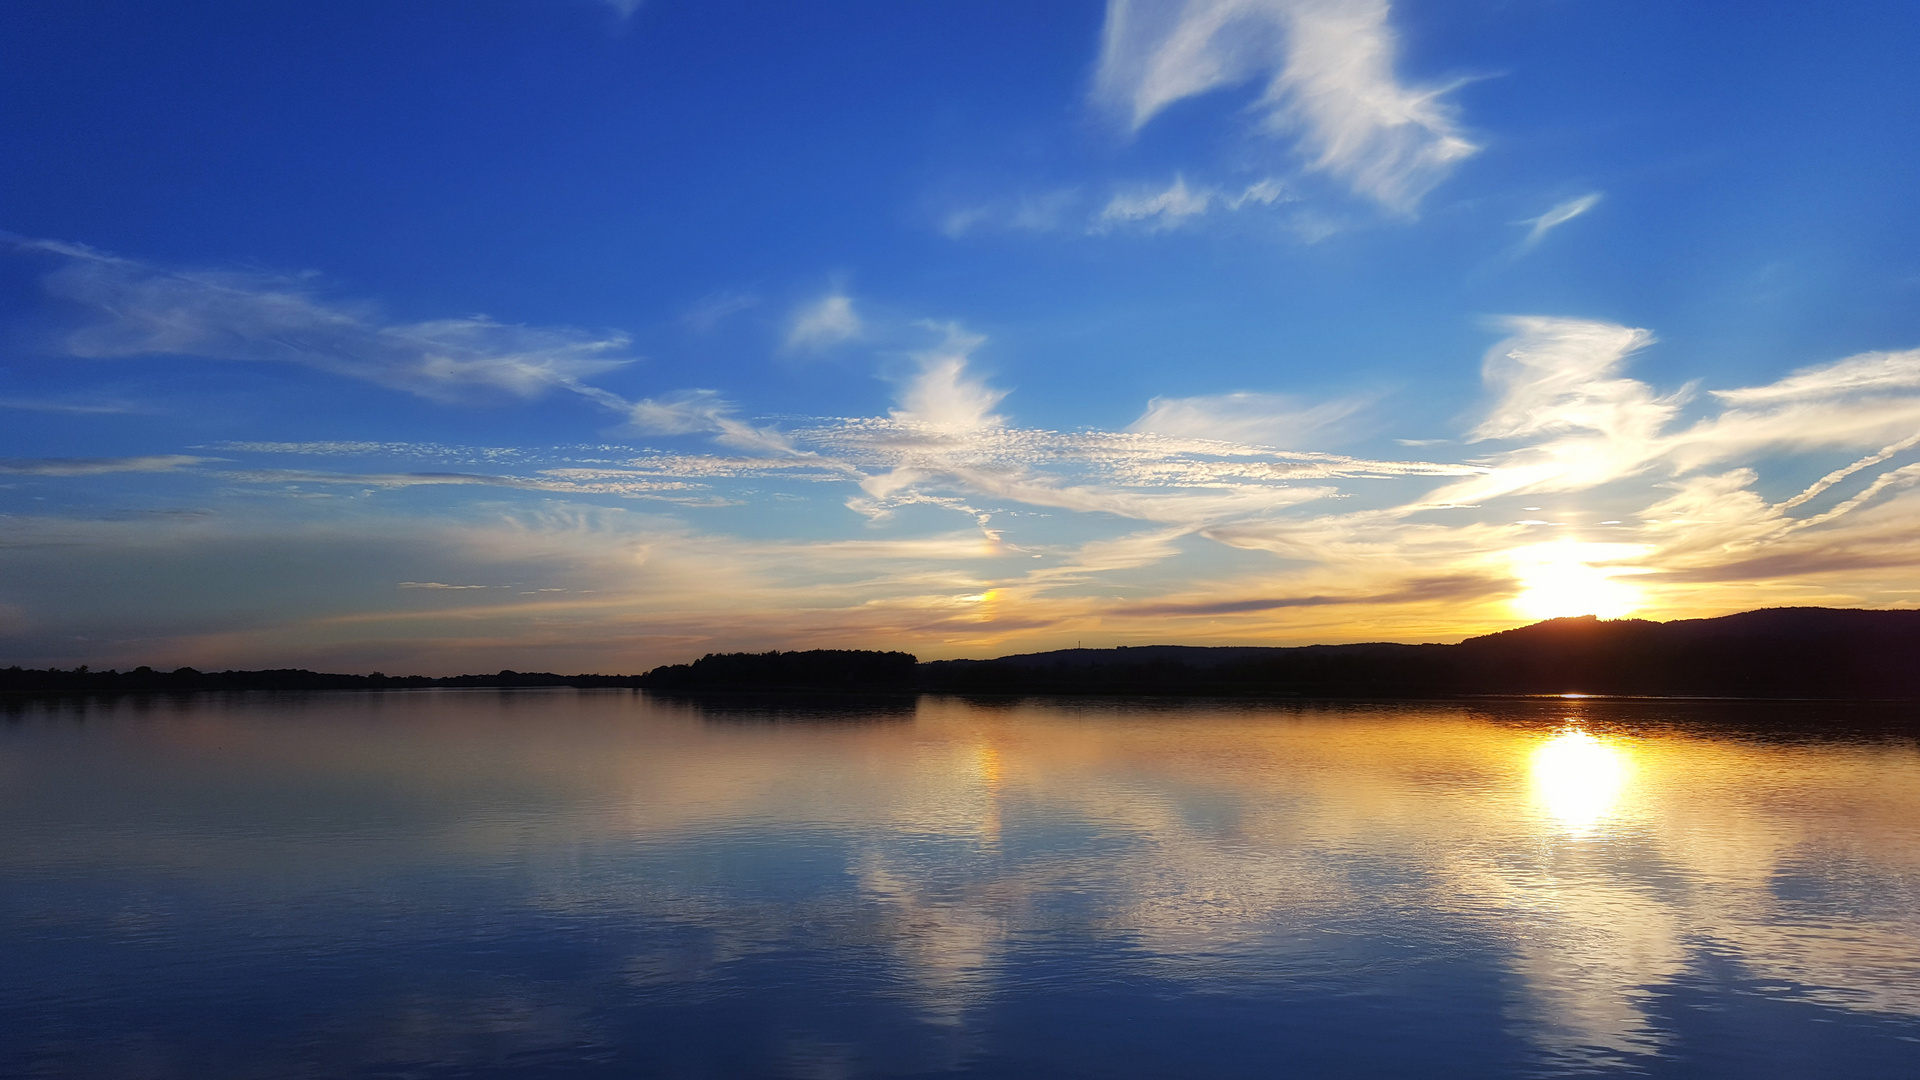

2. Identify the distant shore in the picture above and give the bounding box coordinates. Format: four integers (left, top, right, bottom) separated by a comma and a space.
7, 607, 1920, 702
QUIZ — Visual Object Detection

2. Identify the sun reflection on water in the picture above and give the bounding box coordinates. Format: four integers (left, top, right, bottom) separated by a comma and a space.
1531, 728, 1632, 835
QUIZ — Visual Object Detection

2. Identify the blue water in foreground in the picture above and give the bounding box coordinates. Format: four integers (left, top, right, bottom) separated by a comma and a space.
3, 691, 1918, 1078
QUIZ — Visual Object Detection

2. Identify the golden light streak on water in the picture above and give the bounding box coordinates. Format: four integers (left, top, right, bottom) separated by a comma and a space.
1530, 728, 1633, 835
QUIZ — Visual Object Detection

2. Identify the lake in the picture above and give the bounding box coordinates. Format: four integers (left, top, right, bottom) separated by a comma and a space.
3, 691, 1918, 1078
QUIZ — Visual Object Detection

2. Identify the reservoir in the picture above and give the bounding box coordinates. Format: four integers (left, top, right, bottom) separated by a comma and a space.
3, 691, 1917, 1077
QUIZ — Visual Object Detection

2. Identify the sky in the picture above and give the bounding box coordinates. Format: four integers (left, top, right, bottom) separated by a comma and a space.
3, 0, 1920, 674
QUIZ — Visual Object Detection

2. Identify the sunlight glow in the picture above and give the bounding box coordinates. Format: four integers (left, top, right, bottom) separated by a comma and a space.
1509, 542, 1644, 620
966, 588, 1005, 623
1530, 729, 1632, 835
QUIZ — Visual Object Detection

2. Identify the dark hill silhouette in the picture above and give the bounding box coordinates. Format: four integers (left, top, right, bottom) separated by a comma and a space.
638, 649, 918, 691
1448, 608, 1920, 697
0, 666, 645, 695
918, 608, 1920, 699
5, 608, 1916, 699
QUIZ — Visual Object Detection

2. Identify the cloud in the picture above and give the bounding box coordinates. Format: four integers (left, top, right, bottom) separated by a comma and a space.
1777, 433, 1920, 512
947, 178, 1288, 238
1420, 316, 1682, 503
1113, 572, 1501, 616
889, 327, 1007, 434
784, 293, 862, 352
0, 454, 207, 476
217, 467, 730, 505
941, 190, 1083, 238
626, 389, 804, 456
1664, 348, 1920, 471
1522, 192, 1603, 246
14, 266, 1920, 663
1094, 0, 1478, 210
17, 237, 634, 405
398, 582, 494, 590
0, 397, 140, 414
681, 290, 759, 332
9, 236, 835, 461
813, 329, 1425, 530
1095, 176, 1287, 231
1710, 348, 1920, 407
1130, 390, 1364, 447
214, 440, 515, 459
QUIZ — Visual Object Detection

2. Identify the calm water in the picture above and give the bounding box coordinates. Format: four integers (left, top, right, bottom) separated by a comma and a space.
3, 692, 1919, 1078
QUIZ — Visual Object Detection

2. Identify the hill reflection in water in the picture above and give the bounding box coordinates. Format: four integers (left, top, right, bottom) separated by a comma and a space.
2, 691, 1917, 1077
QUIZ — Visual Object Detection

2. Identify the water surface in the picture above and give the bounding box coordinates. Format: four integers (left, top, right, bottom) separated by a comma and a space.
3, 691, 1918, 1077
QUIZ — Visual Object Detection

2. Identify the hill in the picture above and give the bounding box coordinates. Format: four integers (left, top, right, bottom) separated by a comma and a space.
916, 608, 1920, 699
6, 609, 1917, 699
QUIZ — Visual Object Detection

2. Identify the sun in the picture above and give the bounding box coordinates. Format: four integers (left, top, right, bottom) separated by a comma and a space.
1509, 541, 1644, 620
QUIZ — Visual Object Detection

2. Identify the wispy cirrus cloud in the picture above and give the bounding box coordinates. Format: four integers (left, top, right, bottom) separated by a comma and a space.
11, 242, 1920, 662
806, 325, 1466, 532
887, 326, 1007, 434
941, 190, 1084, 238
944, 177, 1289, 238
784, 293, 863, 352
7, 236, 838, 463
681, 289, 760, 332
1130, 389, 1367, 447
626, 389, 809, 457
11, 313, 1920, 668
0, 396, 142, 415
217, 466, 733, 506
1094, 0, 1478, 211
18, 237, 635, 405
1423, 316, 1683, 504
0, 454, 208, 476
1521, 192, 1603, 247
1095, 176, 1288, 231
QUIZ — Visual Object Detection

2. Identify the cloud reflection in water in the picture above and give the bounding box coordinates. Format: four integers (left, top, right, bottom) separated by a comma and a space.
1, 692, 1916, 1077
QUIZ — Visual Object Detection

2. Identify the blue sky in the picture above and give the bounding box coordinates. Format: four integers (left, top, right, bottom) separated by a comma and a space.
4, 0, 1920, 672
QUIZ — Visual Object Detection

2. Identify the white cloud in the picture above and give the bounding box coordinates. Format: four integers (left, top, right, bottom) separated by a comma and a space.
815, 328, 1450, 530
1130, 390, 1364, 447
1423, 316, 1682, 503
1094, 0, 1478, 211
681, 290, 759, 331
1095, 176, 1287, 231
0, 397, 140, 414
23, 238, 634, 405
941, 190, 1082, 238
627, 389, 803, 456
10, 236, 836, 461
784, 293, 863, 352
1522, 192, 1603, 246
1711, 348, 1920, 407
1664, 348, 1920, 471
16, 244, 1920, 655
217, 467, 724, 503
1778, 433, 1920, 512
889, 327, 1007, 434
1470, 318, 1665, 444
0, 454, 208, 476
1099, 175, 1213, 229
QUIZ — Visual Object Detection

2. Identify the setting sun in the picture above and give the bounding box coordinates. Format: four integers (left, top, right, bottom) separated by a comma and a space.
1510, 542, 1645, 620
